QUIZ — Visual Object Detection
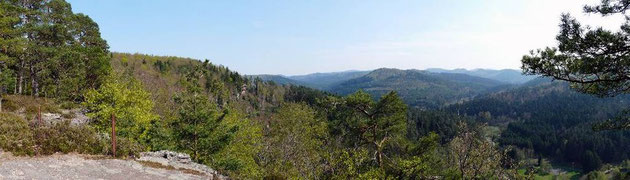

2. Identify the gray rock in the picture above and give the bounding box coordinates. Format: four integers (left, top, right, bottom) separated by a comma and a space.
138, 150, 227, 180
0, 153, 213, 180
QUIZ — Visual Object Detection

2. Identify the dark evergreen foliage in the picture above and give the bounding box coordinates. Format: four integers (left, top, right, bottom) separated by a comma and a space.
449, 79, 630, 171
522, 0, 630, 130
0, 0, 110, 101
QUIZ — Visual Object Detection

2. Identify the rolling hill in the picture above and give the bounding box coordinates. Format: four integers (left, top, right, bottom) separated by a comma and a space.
425, 68, 536, 84
247, 74, 307, 86
287, 70, 370, 90
328, 68, 510, 108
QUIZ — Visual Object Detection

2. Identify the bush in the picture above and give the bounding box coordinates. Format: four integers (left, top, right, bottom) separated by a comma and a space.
33, 120, 107, 155
83, 75, 157, 147
109, 137, 144, 158
0, 113, 34, 155
2, 95, 60, 119
32, 120, 143, 157
0, 112, 142, 157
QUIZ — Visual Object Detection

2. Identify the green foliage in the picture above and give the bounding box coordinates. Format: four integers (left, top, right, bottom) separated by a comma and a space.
322, 90, 407, 167
426, 68, 536, 84
450, 79, 630, 171
0, 0, 111, 100
289, 70, 370, 90
585, 170, 608, 180
83, 75, 157, 153
2, 95, 60, 119
171, 75, 236, 164
319, 90, 459, 179
537, 159, 552, 175
521, 0, 630, 130
0, 112, 34, 155
393, 133, 448, 179
407, 109, 472, 143
32, 120, 107, 155
324, 148, 377, 179
153, 60, 171, 73
0, 67, 15, 96
329, 68, 507, 108
248, 75, 306, 86
583, 150, 603, 172
0, 111, 109, 156
446, 123, 520, 179
262, 103, 328, 179
211, 108, 264, 179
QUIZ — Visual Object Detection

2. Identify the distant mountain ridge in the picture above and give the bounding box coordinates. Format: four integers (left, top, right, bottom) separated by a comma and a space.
425, 68, 536, 84
250, 68, 540, 108
328, 68, 510, 108
288, 70, 370, 90
247, 74, 307, 86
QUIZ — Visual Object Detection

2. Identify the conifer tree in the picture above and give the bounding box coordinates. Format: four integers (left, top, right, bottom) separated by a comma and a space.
522, 0, 630, 130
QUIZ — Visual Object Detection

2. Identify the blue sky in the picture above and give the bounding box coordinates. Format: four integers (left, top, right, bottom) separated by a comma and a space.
67, 0, 623, 75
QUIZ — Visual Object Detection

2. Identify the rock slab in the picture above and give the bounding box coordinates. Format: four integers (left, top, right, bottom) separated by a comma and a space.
0, 152, 221, 180
137, 150, 227, 180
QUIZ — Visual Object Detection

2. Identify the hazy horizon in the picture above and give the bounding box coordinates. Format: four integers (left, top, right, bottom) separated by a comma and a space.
68, 0, 624, 75
249, 67, 526, 76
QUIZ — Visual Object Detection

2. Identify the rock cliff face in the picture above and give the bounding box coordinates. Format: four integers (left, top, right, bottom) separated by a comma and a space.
138, 150, 227, 179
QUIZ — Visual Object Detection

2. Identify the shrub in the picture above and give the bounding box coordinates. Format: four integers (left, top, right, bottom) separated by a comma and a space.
2, 95, 60, 119
0, 112, 34, 155
0, 112, 141, 157
32, 120, 107, 155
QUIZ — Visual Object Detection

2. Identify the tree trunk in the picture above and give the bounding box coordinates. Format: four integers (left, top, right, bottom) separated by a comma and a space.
17, 61, 23, 94
30, 63, 38, 96
375, 136, 388, 168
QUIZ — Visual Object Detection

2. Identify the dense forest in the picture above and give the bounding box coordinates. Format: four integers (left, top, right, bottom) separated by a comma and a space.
3, 0, 630, 179
449, 78, 630, 172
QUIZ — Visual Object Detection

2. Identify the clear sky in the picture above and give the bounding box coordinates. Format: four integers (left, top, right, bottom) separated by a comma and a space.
67, 0, 624, 75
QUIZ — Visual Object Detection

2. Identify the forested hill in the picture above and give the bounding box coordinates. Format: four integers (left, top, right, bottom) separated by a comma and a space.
110, 53, 327, 118
425, 68, 536, 84
328, 68, 510, 108
246, 74, 307, 86
448, 77, 630, 171
287, 70, 370, 90
252, 68, 516, 108
247, 70, 370, 90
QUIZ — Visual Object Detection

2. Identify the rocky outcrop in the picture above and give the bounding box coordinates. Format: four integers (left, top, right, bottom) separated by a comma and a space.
0, 152, 212, 180
137, 150, 227, 180
30, 108, 90, 125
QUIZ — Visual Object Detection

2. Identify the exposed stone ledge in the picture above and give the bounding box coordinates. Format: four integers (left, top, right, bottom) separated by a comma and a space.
137, 150, 227, 180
